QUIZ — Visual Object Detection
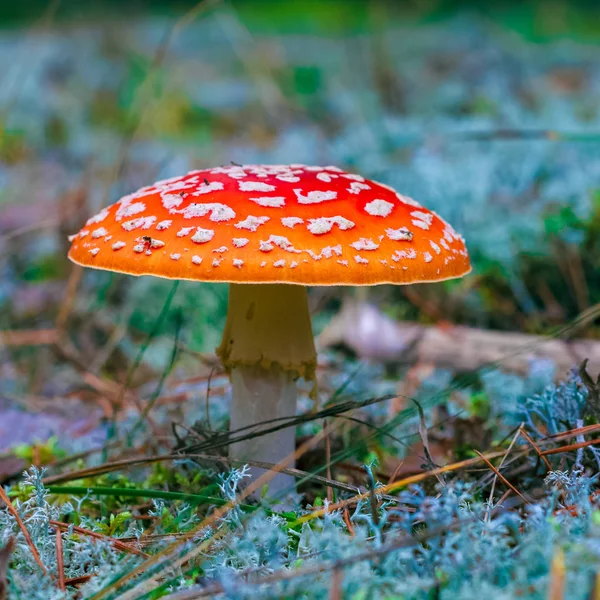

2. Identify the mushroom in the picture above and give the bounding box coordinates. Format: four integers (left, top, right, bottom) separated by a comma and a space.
68, 164, 471, 495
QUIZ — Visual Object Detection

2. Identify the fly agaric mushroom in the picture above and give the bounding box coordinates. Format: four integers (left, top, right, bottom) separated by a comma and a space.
68, 164, 470, 495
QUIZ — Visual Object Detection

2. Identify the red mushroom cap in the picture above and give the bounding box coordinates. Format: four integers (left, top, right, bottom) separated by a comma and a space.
67, 164, 471, 285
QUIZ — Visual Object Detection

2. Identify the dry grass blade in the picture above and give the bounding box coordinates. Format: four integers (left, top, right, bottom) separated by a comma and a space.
542, 423, 600, 443
0, 537, 15, 600
42, 455, 181, 484
387, 460, 405, 485
184, 394, 397, 454
474, 450, 529, 505
520, 427, 552, 470
55, 529, 66, 592
343, 509, 355, 536
43, 452, 368, 497
547, 547, 566, 600
50, 521, 149, 558
324, 419, 333, 503
588, 571, 600, 600
0, 487, 47, 576
541, 437, 600, 456
294, 449, 511, 525
0, 219, 60, 244
0, 329, 58, 347
329, 568, 343, 600
53, 338, 135, 405
56, 265, 83, 332
105, 0, 222, 187
485, 426, 523, 521
64, 574, 93, 587
118, 533, 188, 549
413, 398, 444, 485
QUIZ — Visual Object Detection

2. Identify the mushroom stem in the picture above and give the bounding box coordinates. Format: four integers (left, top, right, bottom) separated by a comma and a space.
229, 365, 297, 494
217, 283, 317, 496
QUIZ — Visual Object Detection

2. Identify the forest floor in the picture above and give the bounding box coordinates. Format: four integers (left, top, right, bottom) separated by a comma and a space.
2, 2, 600, 598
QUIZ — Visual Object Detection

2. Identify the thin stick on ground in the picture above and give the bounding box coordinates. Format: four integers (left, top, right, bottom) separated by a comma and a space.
329, 568, 343, 600
56, 265, 83, 332
0, 487, 47, 576
520, 426, 552, 470
485, 425, 523, 522
495, 489, 512, 507
55, 529, 66, 592
474, 450, 530, 505
542, 423, 600, 443
0, 329, 58, 347
64, 574, 93, 587
324, 419, 333, 503
547, 548, 566, 600
294, 449, 513, 526
541, 437, 600, 456
43, 452, 389, 501
49, 521, 149, 558
205, 367, 217, 429
343, 509, 355, 537
387, 460, 405, 485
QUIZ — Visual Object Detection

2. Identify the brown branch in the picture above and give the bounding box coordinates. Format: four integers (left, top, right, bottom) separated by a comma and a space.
42, 453, 378, 500
542, 423, 600, 443
296, 449, 513, 526
520, 427, 552, 470
473, 450, 530, 505
55, 529, 66, 592
324, 420, 333, 503
49, 521, 148, 559
540, 437, 600, 456
0, 329, 58, 347
64, 574, 93, 587
56, 266, 83, 332
329, 568, 343, 600
342, 509, 354, 537
548, 548, 566, 600
0, 487, 47, 575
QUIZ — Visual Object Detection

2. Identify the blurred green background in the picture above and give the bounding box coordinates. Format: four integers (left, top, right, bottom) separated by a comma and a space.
2, 0, 600, 381
2, 3, 600, 596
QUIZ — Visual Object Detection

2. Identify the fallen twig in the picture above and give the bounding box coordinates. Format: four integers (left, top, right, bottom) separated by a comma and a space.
293, 448, 517, 526
0, 329, 58, 347
540, 437, 600, 456
474, 450, 529, 505
547, 548, 566, 600
49, 520, 149, 558
520, 427, 552, 471
55, 529, 66, 592
0, 487, 47, 576
42, 453, 375, 499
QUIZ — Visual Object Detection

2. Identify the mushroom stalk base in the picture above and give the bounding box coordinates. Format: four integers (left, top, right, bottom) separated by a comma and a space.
217, 283, 317, 381
217, 283, 317, 497
229, 365, 297, 496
